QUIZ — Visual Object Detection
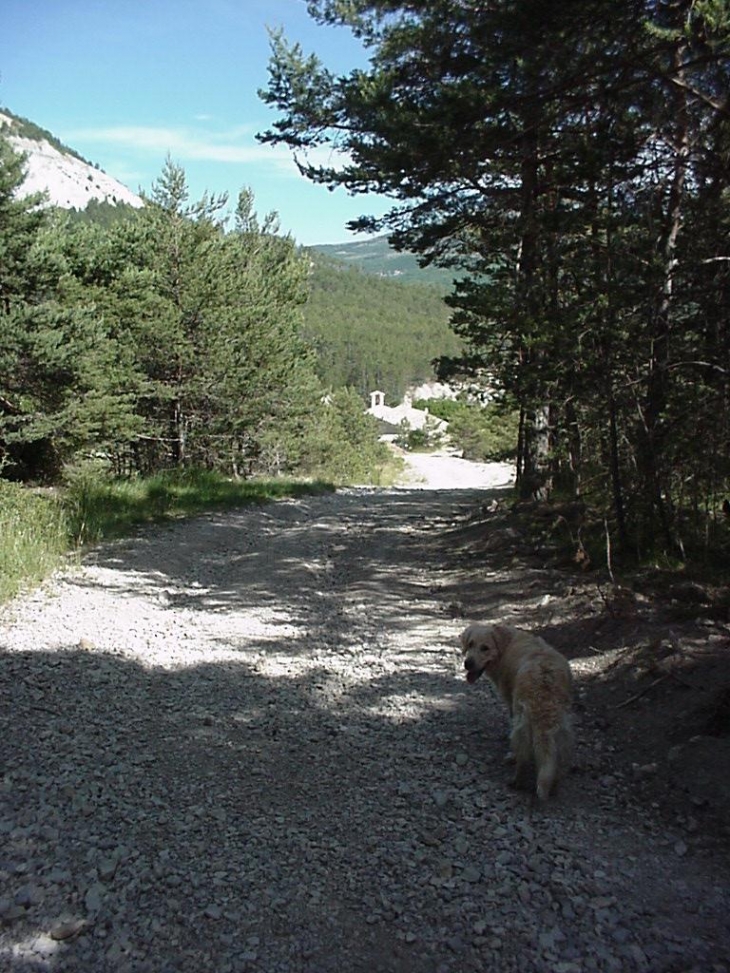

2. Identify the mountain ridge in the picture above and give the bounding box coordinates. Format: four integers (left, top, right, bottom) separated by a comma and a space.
0, 107, 143, 211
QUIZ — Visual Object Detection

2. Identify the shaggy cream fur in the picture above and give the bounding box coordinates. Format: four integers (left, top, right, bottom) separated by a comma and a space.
460, 623, 574, 800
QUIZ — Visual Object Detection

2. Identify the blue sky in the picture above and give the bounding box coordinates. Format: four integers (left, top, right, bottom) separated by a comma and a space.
0, 0, 392, 245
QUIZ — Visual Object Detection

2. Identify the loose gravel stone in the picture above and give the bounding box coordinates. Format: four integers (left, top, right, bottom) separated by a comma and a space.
1, 484, 729, 973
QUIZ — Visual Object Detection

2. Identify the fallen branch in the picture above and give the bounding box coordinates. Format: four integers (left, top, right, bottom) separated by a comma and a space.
613, 673, 671, 709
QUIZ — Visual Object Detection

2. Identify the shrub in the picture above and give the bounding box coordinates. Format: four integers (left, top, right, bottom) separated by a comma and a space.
296, 389, 393, 484
414, 398, 518, 461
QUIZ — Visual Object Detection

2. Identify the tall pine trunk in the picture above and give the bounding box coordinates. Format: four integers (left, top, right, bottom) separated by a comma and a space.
636, 31, 690, 554
515, 112, 553, 501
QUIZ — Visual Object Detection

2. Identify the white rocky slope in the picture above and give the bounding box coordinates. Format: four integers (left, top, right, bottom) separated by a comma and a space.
1, 110, 143, 211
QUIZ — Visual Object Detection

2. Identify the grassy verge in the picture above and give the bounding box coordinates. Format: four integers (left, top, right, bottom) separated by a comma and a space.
62, 467, 335, 544
0, 480, 69, 604
0, 469, 335, 604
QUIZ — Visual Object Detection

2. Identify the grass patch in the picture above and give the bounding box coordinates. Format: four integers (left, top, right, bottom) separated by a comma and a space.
0, 468, 335, 604
62, 467, 335, 545
377, 452, 407, 486
0, 480, 69, 603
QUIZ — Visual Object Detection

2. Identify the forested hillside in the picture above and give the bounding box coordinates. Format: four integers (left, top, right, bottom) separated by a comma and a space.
303, 255, 459, 401
312, 236, 454, 288
67, 200, 458, 405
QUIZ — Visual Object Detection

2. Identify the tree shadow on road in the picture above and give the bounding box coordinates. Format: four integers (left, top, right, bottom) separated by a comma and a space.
0, 638, 512, 973
71, 487, 517, 643
4, 485, 730, 970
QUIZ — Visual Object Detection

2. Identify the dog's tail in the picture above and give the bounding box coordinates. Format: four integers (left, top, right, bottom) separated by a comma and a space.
534, 715, 573, 801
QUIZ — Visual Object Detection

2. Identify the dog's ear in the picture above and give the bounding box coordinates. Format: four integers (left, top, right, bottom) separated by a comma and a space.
489, 625, 513, 657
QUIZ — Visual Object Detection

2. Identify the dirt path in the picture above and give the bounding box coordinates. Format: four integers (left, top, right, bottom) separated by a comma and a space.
1, 472, 728, 973
391, 449, 514, 491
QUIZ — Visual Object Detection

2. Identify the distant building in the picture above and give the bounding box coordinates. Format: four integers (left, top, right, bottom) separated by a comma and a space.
366, 390, 448, 442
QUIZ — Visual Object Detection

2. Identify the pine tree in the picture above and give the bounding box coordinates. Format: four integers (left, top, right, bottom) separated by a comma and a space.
0, 137, 141, 478
259, 0, 730, 557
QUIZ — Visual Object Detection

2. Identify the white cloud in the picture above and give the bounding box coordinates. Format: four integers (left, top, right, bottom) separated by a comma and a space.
65, 123, 299, 171
65, 124, 354, 182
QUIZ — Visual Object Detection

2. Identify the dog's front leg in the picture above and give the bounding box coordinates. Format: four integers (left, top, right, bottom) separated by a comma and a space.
509, 756, 532, 791
503, 734, 516, 764
502, 690, 517, 763
508, 706, 531, 789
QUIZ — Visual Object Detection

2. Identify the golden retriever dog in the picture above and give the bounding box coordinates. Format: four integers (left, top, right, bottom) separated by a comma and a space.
460, 623, 574, 801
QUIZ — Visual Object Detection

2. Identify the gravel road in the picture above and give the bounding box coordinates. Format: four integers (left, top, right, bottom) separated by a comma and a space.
1, 458, 728, 973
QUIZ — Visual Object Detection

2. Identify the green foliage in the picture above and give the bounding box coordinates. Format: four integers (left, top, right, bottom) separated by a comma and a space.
0, 205, 147, 477
260, 0, 730, 565
415, 399, 519, 462
66, 198, 140, 227
396, 424, 439, 453
96, 163, 336, 478
0, 138, 399, 493
312, 236, 454, 288
303, 254, 459, 401
0, 135, 48, 293
61, 464, 335, 546
0, 480, 68, 603
294, 388, 394, 484
0, 139, 67, 479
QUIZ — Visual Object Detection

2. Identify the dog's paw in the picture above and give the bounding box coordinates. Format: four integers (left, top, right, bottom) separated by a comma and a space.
510, 766, 533, 791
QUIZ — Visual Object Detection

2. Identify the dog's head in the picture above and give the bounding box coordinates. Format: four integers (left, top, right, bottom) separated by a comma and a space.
459, 623, 512, 684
